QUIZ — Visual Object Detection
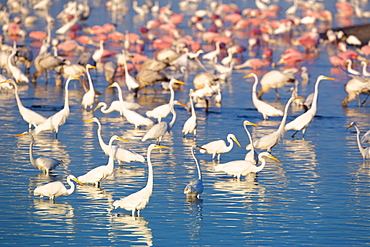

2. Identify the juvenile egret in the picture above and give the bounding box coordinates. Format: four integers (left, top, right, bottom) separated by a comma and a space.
108, 82, 153, 128
142, 79, 186, 144
145, 78, 185, 122
244, 73, 283, 120
242, 120, 258, 165
257, 69, 297, 99
347, 122, 370, 159
215, 152, 280, 180
184, 145, 205, 199
113, 144, 170, 217
81, 64, 97, 110
1, 79, 46, 129
285, 75, 335, 138
182, 89, 198, 138
78, 135, 129, 187
34, 174, 83, 200
14, 131, 62, 174
34, 76, 80, 137
84, 117, 145, 164
200, 133, 242, 161
247, 96, 303, 151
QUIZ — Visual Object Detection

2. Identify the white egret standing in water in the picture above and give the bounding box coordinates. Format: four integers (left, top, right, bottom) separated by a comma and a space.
184, 145, 205, 199
243, 120, 258, 165
14, 131, 62, 174
182, 89, 198, 138
244, 73, 283, 120
200, 133, 241, 161
1, 79, 46, 130
34, 175, 83, 200
347, 122, 370, 159
78, 135, 129, 187
215, 152, 280, 180
285, 75, 335, 138
113, 144, 170, 217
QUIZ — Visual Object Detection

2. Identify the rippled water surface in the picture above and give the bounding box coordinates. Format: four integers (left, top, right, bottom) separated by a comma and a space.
1, 0, 370, 246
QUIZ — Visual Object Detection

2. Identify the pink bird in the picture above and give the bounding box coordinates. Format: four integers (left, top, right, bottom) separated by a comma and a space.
234, 58, 270, 70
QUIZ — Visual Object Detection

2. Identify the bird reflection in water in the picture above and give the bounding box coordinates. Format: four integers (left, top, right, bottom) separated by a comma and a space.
109, 214, 153, 246
185, 198, 203, 240
213, 176, 266, 203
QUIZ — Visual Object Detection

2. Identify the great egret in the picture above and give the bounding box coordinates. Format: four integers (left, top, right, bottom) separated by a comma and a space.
123, 53, 139, 95
81, 64, 97, 110
247, 96, 303, 152
142, 79, 186, 144
347, 122, 370, 159
84, 117, 145, 164
215, 152, 280, 180
1, 79, 46, 129
285, 75, 335, 137
244, 73, 283, 120
7, 42, 29, 83
78, 135, 129, 187
108, 82, 153, 129
14, 131, 62, 174
200, 133, 242, 161
145, 78, 185, 122
242, 120, 259, 165
34, 174, 83, 200
184, 145, 205, 199
94, 101, 141, 115
34, 76, 80, 137
182, 89, 198, 138
113, 144, 170, 217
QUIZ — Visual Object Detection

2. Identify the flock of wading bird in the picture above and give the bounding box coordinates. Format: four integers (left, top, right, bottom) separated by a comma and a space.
2, 0, 370, 216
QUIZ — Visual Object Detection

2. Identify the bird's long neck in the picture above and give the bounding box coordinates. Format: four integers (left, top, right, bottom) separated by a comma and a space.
107, 138, 116, 170
251, 74, 258, 100
29, 135, 36, 168
12, 82, 24, 109
63, 79, 71, 110
86, 67, 94, 91
354, 125, 366, 157
96, 121, 109, 154
245, 125, 255, 153
309, 77, 321, 113
169, 82, 176, 129
277, 97, 294, 134
190, 93, 196, 118
192, 148, 202, 180
226, 135, 234, 152
116, 85, 127, 112
256, 157, 266, 173
66, 176, 76, 195
145, 147, 154, 190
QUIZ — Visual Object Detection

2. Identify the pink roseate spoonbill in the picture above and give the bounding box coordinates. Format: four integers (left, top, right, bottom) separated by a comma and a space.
234, 58, 270, 70
285, 75, 335, 138
244, 73, 283, 120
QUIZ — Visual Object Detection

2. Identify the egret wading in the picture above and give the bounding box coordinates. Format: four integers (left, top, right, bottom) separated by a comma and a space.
34, 175, 83, 200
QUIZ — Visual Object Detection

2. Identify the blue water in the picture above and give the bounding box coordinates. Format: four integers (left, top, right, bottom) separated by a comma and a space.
1, 0, 370, 246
